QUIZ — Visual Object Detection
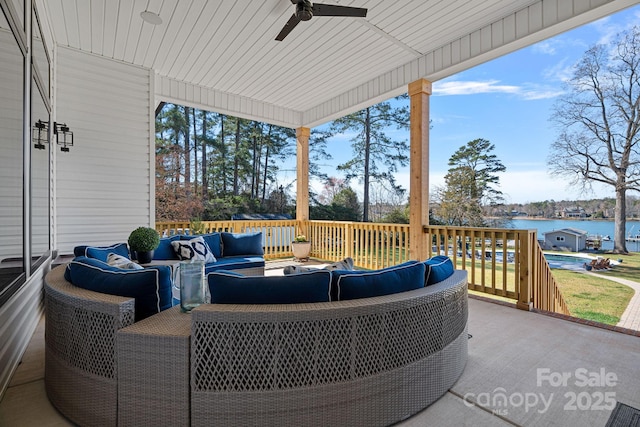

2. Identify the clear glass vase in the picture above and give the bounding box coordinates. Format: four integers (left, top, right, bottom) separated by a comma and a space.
179, 260, 206, 312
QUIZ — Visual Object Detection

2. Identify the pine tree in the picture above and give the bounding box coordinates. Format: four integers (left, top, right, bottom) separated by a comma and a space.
330, 96, 409, 221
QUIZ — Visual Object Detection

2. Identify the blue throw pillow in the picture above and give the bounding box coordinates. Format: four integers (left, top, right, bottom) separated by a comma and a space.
423, 255, 454, 286
221, 232, 264, 256
335, 261, 425, 301
66, 256, 172, 321
208, 269, 331, 304
84, 243, 130, 262
172, 236, 216, 263
187, 233, 222, 258
154, 235, 181, 260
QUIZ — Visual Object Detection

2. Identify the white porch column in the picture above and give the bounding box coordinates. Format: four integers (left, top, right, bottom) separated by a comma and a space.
296, 127, 310, 236
408, 79, 432, 261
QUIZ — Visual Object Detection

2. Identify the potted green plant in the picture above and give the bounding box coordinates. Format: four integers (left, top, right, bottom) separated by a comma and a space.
128, 226, 160, 264
291, 234, 311, 261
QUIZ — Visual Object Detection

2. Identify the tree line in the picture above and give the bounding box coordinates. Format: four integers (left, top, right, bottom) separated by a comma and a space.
155, 98, 409, 222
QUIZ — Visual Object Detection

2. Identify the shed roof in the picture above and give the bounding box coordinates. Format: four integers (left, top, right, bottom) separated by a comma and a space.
544, 228, 588, 237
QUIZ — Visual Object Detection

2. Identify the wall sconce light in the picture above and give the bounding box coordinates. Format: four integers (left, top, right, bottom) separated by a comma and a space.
55, 123, 73, 152
31, 120, 74, 152
32, 120, 47, 150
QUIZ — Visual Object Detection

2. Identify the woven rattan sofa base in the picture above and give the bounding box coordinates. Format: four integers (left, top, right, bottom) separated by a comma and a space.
190, 270, 468, 427
44, 265, 135, 427
44, 265, 467, 427
117, 305, 191, 427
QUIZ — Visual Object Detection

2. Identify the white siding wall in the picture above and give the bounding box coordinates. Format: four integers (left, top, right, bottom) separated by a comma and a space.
56, 47, 152, 254
0, 28, 23, 262
0, 267, 45, 395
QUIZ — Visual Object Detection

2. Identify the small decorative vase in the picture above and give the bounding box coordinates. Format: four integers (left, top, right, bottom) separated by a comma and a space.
180, 261, 206, 312
291, 242, 311, 261
135, 250, 154, 264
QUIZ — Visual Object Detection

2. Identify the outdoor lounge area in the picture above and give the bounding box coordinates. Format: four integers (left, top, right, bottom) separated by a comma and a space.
1, 259, 639, 426
4, 1, 640, 426
43, 256, 468, 426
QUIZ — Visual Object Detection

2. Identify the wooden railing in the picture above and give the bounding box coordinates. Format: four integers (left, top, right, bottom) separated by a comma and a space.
423, 225, 569, 315
530, 238, 571, 315
306, 221, 411, 270
156, 219, 301, 260
156, 220, 569, 315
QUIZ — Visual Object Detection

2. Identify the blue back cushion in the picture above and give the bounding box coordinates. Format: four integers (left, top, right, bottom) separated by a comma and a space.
154, 235, 181, 260
73, 245, 88, 257
65, 256, 172, 321
185, 233, 222, 258
208, 269, 331, 304
329, 261, 416, 301
221, 232, 264, 256
423, 255, 454, 286
82, 243, 130, 262
334, 261, 425, 301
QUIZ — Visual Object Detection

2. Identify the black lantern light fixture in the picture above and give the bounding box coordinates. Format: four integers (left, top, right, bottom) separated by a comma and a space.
55, 122, 73, 152
32, 120, 47, 150
31, 120, 74, 152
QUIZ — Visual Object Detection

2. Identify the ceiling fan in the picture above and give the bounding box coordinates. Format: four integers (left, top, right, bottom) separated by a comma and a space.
275, 0, 367, 41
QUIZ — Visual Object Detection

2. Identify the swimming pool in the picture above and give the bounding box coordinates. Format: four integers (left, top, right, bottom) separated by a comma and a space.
544, 253, 597, 270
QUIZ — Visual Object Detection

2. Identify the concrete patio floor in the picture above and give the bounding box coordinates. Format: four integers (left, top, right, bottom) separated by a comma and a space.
1, 262, 639, 426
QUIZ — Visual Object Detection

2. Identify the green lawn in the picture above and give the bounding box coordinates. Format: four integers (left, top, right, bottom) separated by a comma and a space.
551, 269, 634, 324
458, 249, 637, 326
550, 251, 639, 325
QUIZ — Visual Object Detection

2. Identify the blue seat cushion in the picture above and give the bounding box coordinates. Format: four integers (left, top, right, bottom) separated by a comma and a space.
204, 256, 265, 274
154, 235, 181, 260
78, 243, 130, 262
423, 255, 454, 286
221, 232, 264, 256
65, 256, 172, 321
183, 232, 222, 258
208, 269, 331, 304
334, 261, 425, 301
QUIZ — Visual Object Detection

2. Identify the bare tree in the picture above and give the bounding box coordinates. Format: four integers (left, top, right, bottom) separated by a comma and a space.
549, 27, 640, 253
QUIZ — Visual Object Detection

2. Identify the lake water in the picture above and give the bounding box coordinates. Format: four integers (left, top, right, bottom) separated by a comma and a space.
506, 218, 640, 252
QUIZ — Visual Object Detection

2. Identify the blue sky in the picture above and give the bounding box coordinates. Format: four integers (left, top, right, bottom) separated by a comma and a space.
280, 4, 640, 205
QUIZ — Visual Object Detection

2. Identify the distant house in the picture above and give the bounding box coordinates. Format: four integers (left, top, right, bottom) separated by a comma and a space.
556, 207, 587, 218
543, 228, 588, 252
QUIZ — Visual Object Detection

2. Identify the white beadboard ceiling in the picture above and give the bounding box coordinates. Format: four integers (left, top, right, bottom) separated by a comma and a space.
41, 0, 638, 128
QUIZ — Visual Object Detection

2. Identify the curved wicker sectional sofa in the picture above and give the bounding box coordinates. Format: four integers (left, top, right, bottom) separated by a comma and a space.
44, 264, 468, 427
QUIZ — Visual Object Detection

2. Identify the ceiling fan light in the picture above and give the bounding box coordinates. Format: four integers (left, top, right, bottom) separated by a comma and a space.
140, 11, 163, 25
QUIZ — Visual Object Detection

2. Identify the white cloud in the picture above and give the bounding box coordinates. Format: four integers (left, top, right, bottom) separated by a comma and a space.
542, 58, 574, 83
433, 80, 519, 96
519, 85, 564, 100
532, 40, 558, 55
432, 80, 562, 100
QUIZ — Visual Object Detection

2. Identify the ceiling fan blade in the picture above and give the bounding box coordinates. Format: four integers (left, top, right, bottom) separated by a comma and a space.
312, 3, 367, 18
275, 14, 301, 41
